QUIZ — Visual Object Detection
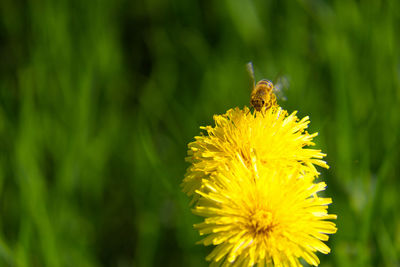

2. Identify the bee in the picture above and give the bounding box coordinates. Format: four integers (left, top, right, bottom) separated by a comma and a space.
247, 62, 288, 112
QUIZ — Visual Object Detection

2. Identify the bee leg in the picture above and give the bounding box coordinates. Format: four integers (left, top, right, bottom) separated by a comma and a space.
276, 108, 281, 119
253, 109, 264, 118
246, 106, 254, 116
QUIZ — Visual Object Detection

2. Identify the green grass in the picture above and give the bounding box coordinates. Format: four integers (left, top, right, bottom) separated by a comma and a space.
0, 0, 399, 266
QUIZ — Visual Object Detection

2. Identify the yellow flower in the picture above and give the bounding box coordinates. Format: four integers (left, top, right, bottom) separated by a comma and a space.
182, 106, 337, 266
193, 155, 336, 266
182, 106, 328, 203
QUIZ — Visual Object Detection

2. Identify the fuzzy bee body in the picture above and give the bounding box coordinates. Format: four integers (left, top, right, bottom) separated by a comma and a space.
247, 62, 286, 112
250, 79, 277, 112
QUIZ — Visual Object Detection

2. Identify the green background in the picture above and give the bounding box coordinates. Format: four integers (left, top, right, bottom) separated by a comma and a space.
0, 0, 399, 266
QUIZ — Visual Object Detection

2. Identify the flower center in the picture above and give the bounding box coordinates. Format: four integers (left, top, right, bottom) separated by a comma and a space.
248, 209, 276, 236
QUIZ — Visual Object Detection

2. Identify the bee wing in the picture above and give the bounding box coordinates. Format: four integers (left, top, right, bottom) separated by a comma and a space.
246, 62, 256, 89
273, 75, 289, 101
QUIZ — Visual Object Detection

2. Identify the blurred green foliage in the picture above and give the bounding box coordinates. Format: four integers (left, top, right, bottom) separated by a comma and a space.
0, 0, 399, 266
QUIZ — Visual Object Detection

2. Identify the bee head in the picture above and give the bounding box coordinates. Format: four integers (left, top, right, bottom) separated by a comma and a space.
250, 97, 265, 111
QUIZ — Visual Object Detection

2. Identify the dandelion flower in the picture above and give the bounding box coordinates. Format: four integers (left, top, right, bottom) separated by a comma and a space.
182, 106, 337, 266
193, 154, 337, 266
182, 106, 328, 202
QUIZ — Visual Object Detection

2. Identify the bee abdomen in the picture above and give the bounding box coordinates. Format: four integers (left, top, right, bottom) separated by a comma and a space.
256, 80, 273, 88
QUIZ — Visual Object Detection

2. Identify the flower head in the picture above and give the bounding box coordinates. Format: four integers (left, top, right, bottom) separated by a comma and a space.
193, 154, 336, 266
182, 107, 328, 203
182, 106, 337, 266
